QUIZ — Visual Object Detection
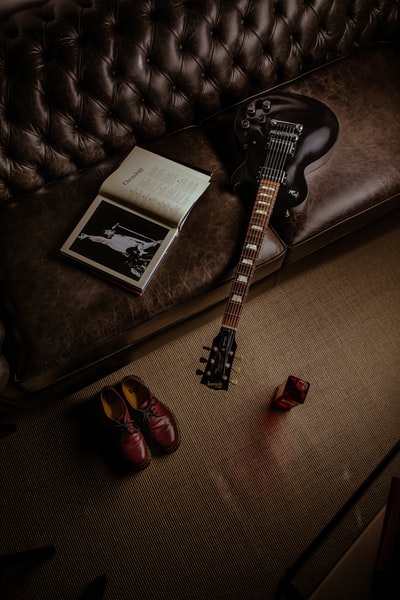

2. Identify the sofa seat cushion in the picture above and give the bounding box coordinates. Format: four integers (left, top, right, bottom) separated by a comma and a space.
0, 127, 285, 392
202, 43, 400, 262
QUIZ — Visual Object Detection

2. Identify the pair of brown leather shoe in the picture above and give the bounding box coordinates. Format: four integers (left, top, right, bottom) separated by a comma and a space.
100, 375, 180, 470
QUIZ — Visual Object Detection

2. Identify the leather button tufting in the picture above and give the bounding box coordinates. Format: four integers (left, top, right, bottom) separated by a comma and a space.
42, 47, 55, 61
77, 35, 89, 47
6, 26, 19, 39
0, 0, 398, 205
114, 22, 125, 34
40, 8, 56, 22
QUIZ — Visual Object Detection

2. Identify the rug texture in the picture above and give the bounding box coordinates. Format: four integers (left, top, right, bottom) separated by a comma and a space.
1, 217, 399, 600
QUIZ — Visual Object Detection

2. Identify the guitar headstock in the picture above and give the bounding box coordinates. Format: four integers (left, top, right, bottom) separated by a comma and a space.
197, 327, 241, 390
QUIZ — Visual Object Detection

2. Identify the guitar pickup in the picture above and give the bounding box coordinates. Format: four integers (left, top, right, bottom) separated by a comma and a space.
268, 133, 299, 158
257, 166, 287, 184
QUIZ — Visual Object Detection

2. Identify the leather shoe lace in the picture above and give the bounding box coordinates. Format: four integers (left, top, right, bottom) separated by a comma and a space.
100, 385, 151, 470
122, 376, 180, 454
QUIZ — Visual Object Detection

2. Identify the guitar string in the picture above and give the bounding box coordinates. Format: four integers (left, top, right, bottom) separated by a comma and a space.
267, 121, 290, 182
225, 122, 290, 328
225, 121, 295, 328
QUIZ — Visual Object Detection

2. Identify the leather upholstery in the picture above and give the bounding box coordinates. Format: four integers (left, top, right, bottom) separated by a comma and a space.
0, 127, 285, 391
0, 322, 9, 390
0, 0, 398, 394
0, 0, 398, 201
202, 44, 400, 262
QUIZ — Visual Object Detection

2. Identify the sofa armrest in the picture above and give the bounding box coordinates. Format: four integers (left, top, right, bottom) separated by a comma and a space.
0, 322, 10, 391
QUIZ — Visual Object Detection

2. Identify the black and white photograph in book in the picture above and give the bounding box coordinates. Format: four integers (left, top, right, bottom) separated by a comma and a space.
69, 199, 169, 282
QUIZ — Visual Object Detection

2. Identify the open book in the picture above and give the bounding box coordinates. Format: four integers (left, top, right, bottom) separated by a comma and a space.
61, 146, 211, 294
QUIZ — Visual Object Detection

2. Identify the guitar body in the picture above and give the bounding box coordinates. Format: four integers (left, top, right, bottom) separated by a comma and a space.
231, 93, 339, 215
198, 92, 339, 390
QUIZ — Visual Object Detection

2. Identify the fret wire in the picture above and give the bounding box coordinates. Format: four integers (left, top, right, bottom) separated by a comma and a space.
222, 178, 279, 329
222, 127, 292, 330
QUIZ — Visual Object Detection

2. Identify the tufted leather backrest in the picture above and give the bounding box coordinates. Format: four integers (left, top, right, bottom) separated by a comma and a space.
0, 0, 398, 201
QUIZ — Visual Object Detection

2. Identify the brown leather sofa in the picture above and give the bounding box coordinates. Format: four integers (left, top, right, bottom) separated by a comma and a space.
0, 0, 399, 398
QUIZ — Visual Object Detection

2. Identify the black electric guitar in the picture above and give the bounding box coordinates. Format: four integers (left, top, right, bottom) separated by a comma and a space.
198, 92, 339, 390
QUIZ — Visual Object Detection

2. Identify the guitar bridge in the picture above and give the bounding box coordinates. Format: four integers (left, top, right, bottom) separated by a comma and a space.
270, 119, 303, 134
269, 119, 303, 157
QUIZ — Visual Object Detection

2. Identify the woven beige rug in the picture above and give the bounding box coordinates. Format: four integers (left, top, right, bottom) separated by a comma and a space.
1, 218, 399, 599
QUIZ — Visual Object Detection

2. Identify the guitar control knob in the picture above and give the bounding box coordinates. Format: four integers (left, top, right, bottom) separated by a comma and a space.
257, 113, 267, 124
241, 119, 250, 129
262, 100, 271, 112
247, 103, 256, 116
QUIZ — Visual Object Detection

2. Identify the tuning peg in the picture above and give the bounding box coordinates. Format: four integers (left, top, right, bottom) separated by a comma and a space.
202, 346, 211, 351
235, 354, 244, 362
199, 357, 208, 363
232, 366, 241, 374
230, 377, 239, 385
196, 369, 204, 376
262, 99, 271, 112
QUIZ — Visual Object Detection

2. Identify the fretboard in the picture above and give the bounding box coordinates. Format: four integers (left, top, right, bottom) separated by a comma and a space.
222, 178, 280, 330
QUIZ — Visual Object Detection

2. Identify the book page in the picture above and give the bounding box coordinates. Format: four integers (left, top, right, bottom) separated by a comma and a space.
100, 146, 211, 227
60, 197, 177, 294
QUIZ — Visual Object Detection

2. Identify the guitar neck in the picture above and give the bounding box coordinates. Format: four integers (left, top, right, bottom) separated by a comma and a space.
222, 178, 280, 330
